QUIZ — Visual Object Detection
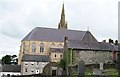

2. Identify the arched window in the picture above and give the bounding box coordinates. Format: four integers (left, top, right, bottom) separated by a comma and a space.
58, 44, 62, 47
40, 43, 44, 52
50, 43, 55, 48
55, 54, 56, 57
32, 42, 36, 52
60, 55, 62, 58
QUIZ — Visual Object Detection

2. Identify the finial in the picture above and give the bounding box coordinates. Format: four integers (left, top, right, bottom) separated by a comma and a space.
87, 26, 89, 31
62, 2, 65, 15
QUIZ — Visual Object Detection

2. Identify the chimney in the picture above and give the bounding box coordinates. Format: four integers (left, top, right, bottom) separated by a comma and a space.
115, 40, 118, 45
64, 37, 68, 43
109, 38, 114, 44
102, 40, 106, 43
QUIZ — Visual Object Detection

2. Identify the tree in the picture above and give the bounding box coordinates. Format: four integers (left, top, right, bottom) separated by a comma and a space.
59, 48, 76, 75
67, 48, 76, 65
59, 37, 68, 75
1, 55, 18, 65
59, 37, 76, 75
59, 59, 66, 70
2, 55, 12, 65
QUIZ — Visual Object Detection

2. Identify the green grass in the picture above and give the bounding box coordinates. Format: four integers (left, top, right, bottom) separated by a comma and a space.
103, 68, 118, 75
67, 67, 118, 77
85, 68, 118, 76
85, 68, 93, 75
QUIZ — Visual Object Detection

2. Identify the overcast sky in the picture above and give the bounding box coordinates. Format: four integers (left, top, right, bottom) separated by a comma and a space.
0, 0, 119, 59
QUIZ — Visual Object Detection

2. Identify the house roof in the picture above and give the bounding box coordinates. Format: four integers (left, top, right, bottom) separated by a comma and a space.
0, 65, 21, 72
21, 54, 50, 62
67, 40, 99, 50
67, 40, 119, 51
22, 27, 87, 42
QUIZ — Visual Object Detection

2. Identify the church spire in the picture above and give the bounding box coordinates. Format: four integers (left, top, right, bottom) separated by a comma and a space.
62, 3, 65, 16
58, 3, 68, 29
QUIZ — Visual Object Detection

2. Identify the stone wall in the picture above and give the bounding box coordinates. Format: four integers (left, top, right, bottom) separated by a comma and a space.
74, 50, 113, 65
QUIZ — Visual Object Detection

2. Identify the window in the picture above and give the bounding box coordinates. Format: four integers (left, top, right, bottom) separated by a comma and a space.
25, 62, 28, 66
31, 70, 34, 72
40, 43, 44, 52
51, 43, 55, 47
31, 69, 34, 73
58, 44, 62, 47
36, 70, 39, 74
25, 68, 27, 72
31, 62, 34, 65
32, 42, 36, 52
55, 54, 56, 57
60, 55, 62, 58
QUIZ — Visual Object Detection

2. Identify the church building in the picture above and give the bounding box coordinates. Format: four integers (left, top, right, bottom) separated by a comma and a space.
18, 3, 119, 67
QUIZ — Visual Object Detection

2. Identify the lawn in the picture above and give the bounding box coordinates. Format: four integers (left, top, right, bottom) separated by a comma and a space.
85, 67, 118, 76
103, 68, 118, 75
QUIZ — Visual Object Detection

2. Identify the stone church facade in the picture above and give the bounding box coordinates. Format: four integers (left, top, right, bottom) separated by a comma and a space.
18, 3, 119, 67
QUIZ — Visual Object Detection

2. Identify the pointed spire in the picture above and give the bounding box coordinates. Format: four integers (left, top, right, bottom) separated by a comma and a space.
62, 3, 65, 16
58, 3, 68, 29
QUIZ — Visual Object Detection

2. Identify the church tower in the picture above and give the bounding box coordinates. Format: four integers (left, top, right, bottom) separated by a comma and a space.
58, 3, 68, 29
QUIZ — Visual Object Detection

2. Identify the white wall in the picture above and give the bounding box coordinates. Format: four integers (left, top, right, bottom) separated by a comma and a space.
21, 61, 49, 75
0, 72, 20, 77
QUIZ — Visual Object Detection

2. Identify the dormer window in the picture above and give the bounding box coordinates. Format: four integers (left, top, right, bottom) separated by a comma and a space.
32, 42, 36, 52
40, 43, 44, 52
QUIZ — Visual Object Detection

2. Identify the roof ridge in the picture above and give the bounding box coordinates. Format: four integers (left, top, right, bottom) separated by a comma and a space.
35, 27, 86, 32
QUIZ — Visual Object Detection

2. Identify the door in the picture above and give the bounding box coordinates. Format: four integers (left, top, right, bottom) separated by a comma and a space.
52, 70, 57, 76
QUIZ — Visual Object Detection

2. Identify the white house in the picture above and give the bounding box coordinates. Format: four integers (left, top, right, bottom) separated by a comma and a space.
0, 64, 21, 77
21, 54, 50, 75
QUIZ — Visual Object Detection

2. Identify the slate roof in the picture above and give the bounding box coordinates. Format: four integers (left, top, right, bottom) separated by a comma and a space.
67, 40, 119, 51
50, 48, 63, 53
22, 27, 86, 42
21, 54, 50, 62
0, 65, 21, 72
22, 27, 118, 51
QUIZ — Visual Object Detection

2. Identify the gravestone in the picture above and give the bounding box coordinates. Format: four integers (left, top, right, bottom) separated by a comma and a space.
93, 69, 102, 75
78, 60, 85, 76
99, 62, 104, 70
